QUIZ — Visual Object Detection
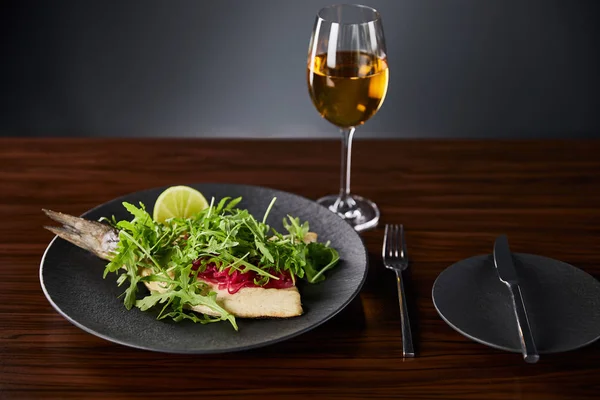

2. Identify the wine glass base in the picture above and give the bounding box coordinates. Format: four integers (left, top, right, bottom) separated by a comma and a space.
316, 194, 380, 232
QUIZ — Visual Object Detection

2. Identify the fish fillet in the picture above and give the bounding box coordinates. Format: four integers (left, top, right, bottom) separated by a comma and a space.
144, 279, 302, 318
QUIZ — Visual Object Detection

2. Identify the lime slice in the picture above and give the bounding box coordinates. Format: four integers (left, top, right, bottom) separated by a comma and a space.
153, 185, 209, 223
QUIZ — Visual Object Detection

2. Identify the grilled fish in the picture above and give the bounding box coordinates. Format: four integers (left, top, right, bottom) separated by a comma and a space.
43, 209, 303, 318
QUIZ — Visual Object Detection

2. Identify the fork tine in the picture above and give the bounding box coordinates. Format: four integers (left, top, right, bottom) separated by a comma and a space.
393, 224, 400, 258
400, 224, 407, 260
389, 224, 395, 258
383, 224, 390, 259
387, 224, 394, 259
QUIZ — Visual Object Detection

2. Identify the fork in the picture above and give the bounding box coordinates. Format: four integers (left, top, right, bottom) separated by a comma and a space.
383, 224, 415, 358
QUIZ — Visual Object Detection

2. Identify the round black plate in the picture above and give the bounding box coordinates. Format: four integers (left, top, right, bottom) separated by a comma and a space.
40, 183, 368, 354
432, 253, 600, 354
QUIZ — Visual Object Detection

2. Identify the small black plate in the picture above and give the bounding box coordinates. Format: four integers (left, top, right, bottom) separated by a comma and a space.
432, 253, 600, 354
40, 183, 368, 354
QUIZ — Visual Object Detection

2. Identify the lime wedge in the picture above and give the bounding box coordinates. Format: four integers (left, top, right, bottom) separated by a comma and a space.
152, 185, 209, 223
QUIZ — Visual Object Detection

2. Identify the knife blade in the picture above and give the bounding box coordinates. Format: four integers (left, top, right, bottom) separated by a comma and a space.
493, 235, 540, 364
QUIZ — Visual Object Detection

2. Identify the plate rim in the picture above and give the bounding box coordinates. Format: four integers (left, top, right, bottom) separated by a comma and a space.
431, 253, 600, 355
39, 182, 369, 354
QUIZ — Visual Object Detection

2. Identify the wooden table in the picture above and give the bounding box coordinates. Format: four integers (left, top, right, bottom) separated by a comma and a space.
1, 139, 599, 399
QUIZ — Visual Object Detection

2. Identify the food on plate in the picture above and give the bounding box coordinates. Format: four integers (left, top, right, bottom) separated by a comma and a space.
42, 190, 340, 330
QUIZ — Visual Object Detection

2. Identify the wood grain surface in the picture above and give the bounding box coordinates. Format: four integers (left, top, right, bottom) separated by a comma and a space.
1, 138, 599, 400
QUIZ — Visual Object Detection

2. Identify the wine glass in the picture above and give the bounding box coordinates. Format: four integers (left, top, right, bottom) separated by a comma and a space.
307, 4, 389, 232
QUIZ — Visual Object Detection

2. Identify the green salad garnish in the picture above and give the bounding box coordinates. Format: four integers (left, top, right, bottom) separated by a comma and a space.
100, 197, 339, 330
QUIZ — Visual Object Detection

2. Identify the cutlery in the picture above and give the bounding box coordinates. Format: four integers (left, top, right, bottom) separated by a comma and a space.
493, 235, 540, 363
383, 224, 415, 358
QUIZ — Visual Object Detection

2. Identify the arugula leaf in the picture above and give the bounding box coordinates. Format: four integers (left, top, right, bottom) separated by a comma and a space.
255, 240, 274, 263
123, 265, 141, 309
214, 197, 231, 214
225, 197, 242, 211
116, 273, 128, 286
283, 216, 309, 243
122, 202, 155, 229
304, 242, 340, 283
136, 291, 173, 311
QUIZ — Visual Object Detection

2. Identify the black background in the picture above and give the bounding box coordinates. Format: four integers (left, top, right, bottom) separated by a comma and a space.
2, 0, 599, 138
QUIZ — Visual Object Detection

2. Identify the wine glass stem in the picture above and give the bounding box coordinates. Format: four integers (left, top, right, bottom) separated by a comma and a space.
339, 127, 355, 201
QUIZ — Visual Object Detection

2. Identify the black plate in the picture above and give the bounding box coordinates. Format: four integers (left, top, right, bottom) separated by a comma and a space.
432, 253, 600, 354
40, 183, 368, 354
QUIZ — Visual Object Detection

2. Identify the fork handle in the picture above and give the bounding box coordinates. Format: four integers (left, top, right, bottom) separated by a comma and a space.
396, 270, 415, 357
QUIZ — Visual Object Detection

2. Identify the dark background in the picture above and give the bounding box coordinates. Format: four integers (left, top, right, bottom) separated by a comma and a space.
1, 0, 599, 139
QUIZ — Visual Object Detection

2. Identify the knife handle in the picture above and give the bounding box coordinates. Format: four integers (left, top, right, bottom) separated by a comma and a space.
509, 284, 539, 364
396, 271, 415, 358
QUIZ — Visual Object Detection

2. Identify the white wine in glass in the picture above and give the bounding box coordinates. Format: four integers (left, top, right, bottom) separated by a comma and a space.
307, 4, 389, 232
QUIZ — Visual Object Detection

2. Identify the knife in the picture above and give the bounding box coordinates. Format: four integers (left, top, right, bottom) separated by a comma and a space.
493, 235, 540, 364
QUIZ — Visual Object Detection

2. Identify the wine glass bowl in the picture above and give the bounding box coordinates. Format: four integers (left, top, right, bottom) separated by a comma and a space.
308, 51, 389, 129
307, 4, 389, 232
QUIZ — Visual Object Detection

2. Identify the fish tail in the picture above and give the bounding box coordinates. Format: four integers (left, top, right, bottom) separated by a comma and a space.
43, 209, 118, 260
